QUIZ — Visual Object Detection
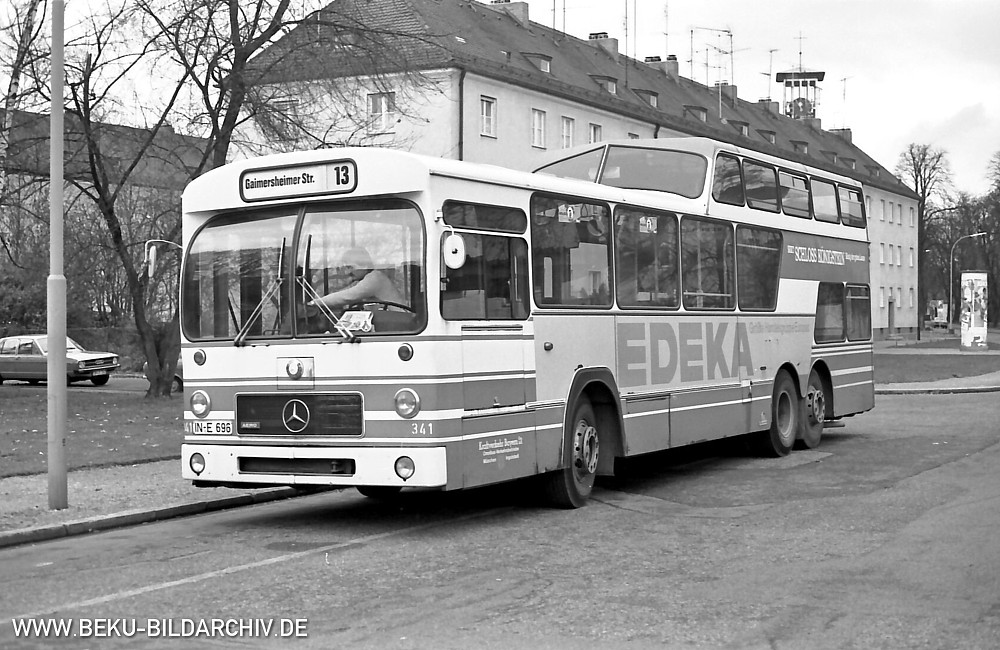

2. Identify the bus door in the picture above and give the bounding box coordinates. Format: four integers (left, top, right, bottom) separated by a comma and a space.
440, 227, 535, 487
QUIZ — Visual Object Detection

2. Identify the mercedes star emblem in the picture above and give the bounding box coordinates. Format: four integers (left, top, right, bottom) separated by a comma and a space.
281, 399, 310, 433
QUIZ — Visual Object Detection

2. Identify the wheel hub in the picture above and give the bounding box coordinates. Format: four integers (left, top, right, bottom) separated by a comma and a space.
573, 421, 599, 475
807, 388, 825, 425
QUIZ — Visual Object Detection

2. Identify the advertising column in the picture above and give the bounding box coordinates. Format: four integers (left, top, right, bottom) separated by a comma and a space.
959, 271, 988, 350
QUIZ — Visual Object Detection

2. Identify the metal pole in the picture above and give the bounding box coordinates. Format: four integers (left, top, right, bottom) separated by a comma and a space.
47, 0, 67, 510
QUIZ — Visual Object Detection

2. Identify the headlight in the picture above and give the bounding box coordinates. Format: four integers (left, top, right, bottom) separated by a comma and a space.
190, 453, 206, 475
395, 456, 415, 481
394, 388, 420, 419
190, 390, 212, 418
78, 361, 86, 369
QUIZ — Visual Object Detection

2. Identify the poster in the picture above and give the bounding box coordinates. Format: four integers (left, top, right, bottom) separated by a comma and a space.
959, 271, 988, 349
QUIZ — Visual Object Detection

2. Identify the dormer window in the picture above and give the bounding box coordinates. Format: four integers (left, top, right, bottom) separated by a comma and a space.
634, 89, 658, 108
684, 105, 708, 122
821, 150, 838, 164
842, 157, 856, 170
866, 165, 881, 178
757, 130, 776, 144
791, 140, 809, 155
523, 53, 552, 74
591, 75, 617, 94
730, 121, 749, 137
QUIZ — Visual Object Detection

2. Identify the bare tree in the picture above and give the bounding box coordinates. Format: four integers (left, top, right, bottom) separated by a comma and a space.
896, 144, 953, 335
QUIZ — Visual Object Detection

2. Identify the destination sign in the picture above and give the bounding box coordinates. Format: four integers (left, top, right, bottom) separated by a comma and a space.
240, 160, 358, 202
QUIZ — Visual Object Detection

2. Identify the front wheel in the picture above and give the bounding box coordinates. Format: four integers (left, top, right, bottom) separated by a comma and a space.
756, 371, 798, 457
797, 369, 826, 449
91, 375, 110, 386
543, 397, 600, 508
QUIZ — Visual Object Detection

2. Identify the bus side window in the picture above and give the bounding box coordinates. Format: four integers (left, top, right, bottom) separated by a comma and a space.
614, 206, 678, 308
712, 154, 744, 206
743, 160, 779, 212
815, 282, 846, 342
441, 233, 529, 320
779, 171, 811, 218
812, 178, 840, 223
845, 285, 872, 341
736, 226, 781, 311
529, 195, 612, 307
681, 216, 735, 310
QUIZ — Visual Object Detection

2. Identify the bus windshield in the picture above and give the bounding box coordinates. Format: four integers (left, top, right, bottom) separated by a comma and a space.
182, 200, 425, 341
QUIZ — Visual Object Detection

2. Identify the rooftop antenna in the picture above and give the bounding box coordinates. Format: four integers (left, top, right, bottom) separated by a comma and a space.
760, 48, 778, 100
663, 2, 668, 58
795, 32, 806, 71
840, 76, 852, 128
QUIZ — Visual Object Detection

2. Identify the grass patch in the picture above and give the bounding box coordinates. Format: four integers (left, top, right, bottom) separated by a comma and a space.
0, 387, 182, 479
873, 353, 1000, 384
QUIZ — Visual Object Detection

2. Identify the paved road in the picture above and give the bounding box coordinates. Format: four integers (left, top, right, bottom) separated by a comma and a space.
1, 392, 998, 649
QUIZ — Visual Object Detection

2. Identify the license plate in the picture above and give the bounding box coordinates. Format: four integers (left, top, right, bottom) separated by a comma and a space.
92, 370, 108, 376
184, 420, 233, 434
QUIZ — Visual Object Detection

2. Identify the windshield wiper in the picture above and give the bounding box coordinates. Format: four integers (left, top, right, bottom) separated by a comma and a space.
296, 276, 357, 342
234, 238, 285, 346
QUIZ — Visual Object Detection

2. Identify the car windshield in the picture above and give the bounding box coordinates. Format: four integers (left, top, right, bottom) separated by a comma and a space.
182, 200, 425, 341
36, 337, 84, 353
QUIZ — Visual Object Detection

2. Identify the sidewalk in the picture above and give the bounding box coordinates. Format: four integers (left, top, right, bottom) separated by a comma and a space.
2, 344, 999, 549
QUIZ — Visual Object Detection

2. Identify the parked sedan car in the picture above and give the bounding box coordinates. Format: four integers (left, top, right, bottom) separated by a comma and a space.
0, 335, 120, 386
143, 357, 183, 393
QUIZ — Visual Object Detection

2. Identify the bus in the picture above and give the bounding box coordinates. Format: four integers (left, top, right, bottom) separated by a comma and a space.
179, 137, 873, 507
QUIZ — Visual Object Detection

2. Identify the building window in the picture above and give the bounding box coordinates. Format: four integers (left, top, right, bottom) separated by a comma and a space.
880, 243, 885, 264
561, 116, 574, 149
791, 140, 809, 154
589, 123, 602, 143
888, 244, 894, 265
531, 109, 546, 148
758, 130, 776, 144
879, 286, 885, 308
367, 92, 396, 133
685, 105, 708, 122
888, 202, 894, 223
627, 132, 640, 139
910, 206, 916, 226
895, 246, 901, 266
539, 58, 551, 73
910, 247, 914, 267
480, 96, 497, 137
880, 199, 886, 221
909, 287, 915, 308
897, 204, 903, 225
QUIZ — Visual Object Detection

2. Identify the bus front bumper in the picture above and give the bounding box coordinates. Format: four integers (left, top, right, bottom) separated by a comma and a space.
181, 443, 447, 488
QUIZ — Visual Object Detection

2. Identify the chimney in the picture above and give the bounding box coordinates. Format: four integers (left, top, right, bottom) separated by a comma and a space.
715, 82, 738, 103
643, 54, 679, 79
588, 32, 619, 61
830, 127, 853, 143
488, 0, 529, 25
757, 98, 780, 114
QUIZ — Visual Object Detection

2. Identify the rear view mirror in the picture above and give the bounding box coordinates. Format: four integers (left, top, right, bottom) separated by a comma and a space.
443, 233, 467, 270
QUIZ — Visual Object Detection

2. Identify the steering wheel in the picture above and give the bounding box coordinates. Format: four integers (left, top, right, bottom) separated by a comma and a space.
346, 300, 417, 313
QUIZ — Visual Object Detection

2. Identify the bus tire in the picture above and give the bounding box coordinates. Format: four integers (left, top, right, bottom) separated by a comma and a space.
797, 369, 826, 449
757, 370, 797, 457
356, 486, 402, 500
543, 397, 600, 508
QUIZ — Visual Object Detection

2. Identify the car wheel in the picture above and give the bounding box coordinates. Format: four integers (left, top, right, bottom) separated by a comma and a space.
171, 377, 183, 393
91, 375, 110, 386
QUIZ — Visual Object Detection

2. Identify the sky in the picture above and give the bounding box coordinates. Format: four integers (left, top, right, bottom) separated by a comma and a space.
521, 0, 1000, 196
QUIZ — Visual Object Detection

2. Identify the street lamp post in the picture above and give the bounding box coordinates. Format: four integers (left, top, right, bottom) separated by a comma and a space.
949, 232, 987, 331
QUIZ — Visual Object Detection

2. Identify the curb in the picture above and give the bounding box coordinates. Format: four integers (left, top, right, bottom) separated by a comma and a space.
875, 385, 1000, 395
0, 487, 327, 550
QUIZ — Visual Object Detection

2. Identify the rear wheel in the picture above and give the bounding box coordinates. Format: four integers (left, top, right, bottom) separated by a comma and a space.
356, 486, 402, 500
91, 375, 110, 386
171, 376, 183, 393
543, 397, 600, 508
757, 371, 797, 457
797, 369, 826, 449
